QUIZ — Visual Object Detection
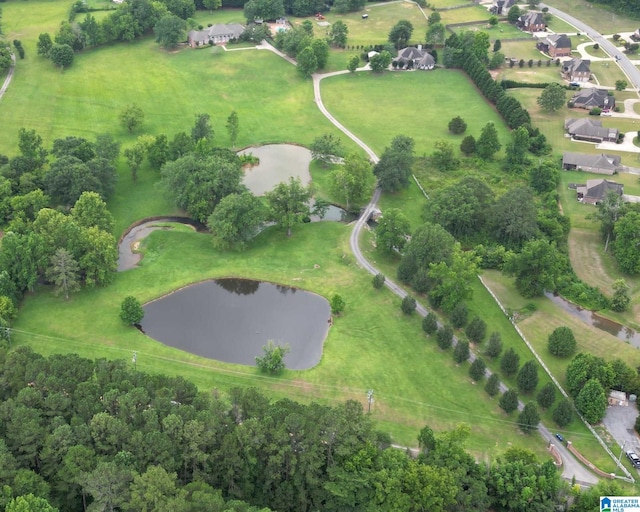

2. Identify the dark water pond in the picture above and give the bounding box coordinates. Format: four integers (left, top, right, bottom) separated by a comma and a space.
545, 292, 640, 348
118, 217, 207, 271
140, 279, 331, 370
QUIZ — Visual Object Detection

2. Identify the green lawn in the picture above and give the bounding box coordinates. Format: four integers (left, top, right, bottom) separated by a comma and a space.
321, 69, 510, 156
544, 0, 638, 34
546, 14, 580, 35
575, 42, 610, 59
430, 0, 474, 8
440, 4, 493, 25
450, 21, 527, 41
590, 60, 631, 88
500, 39, 550, 62
309, 2, 429, 48
496, 65, 563, 84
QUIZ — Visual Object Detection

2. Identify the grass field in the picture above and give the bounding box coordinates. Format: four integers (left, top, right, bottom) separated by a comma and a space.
497, 65, 562, 84
450, 21, 526, 40
500, 39, 550, 62
440, 4, 492, 25
590, 60, 631, 87
546, 15, 581, 35
544, 0, 638, 34
320, 69, 509, 156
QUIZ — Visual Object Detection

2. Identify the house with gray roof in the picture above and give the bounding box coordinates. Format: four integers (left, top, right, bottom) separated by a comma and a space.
536, 34, 572, 58
576, 179, 623, 204
562, 152, 621, 175
188, 24, 245, 47
517, 12, 546, 32
568, 88, 615, 110
565, 118, 619, 143
395, 46, 435, 70
491, 0, 516, 15
562, 58, 591, 82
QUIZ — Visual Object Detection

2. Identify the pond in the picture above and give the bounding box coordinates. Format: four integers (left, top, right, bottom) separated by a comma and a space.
545, 292, 640, 348
239, 144, 312, 196
140, 278, 331, 370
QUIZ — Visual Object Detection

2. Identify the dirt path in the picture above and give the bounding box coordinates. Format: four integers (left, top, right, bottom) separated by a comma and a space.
0, 53, 16, 103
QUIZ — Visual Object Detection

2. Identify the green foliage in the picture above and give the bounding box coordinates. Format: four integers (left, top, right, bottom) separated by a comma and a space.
499, 389, 518, 413
615, 79, 627, 91
611, 279, 630, 312
431, 140, 459, 171
575, 379, 607, 424
374, 135, 415, 193
331, 294, 346, 315
347, 54, 359, 73
311, 38, 329, 69
453, 339, 470, 364
329, 153, 373, 210
460, 135, 476, 156
436, 324, 453, 350
635, 414, 640, 435
244, 0, 285, 22
614, 211, 640, 274
265, 176, 313, 237
537, 83, 566, 112
566, 352, 614, 397
255, 340, 289, 374
500, 348, 520, 377
469, 357, 486, 382
547, 326, 576, 357
428, 244, 480, 313
552, 399, 573, 427
46, 248, 80, 300
465, 316, 487, 344
448, 116, 467, 135
207, 192, 266, 251
372, 273, 385, 289
297, 46, 318, 77
507, 5, 521, 23
529, 159, 560, 194
476, 122, 501, 160
5, 494, 58, 512
505, 239, 564, 298
517, 360, 539, 394
450, 302, 468, 328
493, 39, 501, 53
328, 20, 348, 48
401, 295, 416, 315
153, 14, 186, 49
118, 104, 144, 134
485, 373, 500, 397
536, 382, 556, 409
422, 312, 438, 335
375, 208, 410, 254
226, 111, 239, 149
485, 332, 503, 359
120, 295, 144, 325
388, 20, 413, 49
37, 33, 53, 57
369, 50, 392, 73
50, 42, 76, 70
517, 402, 540, 433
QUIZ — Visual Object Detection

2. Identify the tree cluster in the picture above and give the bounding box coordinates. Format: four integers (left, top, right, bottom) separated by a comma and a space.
273, 25, 329, 76
0, 346, 570, 511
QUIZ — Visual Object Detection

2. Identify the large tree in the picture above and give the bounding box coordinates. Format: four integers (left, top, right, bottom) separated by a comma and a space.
153, 14, 186, 49
328, 20, 348, 48
296, 46, 318, 77
369, 50, 392, 72
243, 0, 285, 21
504, 239, 564, 297
310, 134, 343, 167
373, 135, 415, 193
504, 125, 530, 169
428, 244, 479, 312
43, 156, 102, 207
46, 248, 81, 300
517, 402, 540, 433
49, 43, 74, 69
537, 83, 566, 112
160, 152, 245, 223
475, 122, 501, 160
491, 187, 538, 249
265, 177, 313, 236
516, 360, 539, 393
207, 191, 266, 250
547, 326, 576, 357
328, 153, 373, 211
575, 378, 607, 424
388, 20, 413, 49
226, 111, 239, 149
375, 208, 411, 254
613, 211, 640, 274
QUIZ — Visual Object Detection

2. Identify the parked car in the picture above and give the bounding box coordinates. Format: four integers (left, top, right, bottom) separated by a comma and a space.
569, 82, 580, 87
601, 110, 612, 116
626, 450, 640, 468
555, 433, 564, 443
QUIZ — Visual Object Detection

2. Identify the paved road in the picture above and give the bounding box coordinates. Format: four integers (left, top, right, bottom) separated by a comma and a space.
541, 2, 640, 92
313, 69, 599, 485
0, 53, 16, 103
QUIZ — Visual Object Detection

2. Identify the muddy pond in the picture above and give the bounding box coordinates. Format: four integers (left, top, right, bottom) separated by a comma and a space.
140, 278, 331, 370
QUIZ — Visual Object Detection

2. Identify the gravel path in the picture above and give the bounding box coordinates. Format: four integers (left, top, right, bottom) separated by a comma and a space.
0, 53, 16, 103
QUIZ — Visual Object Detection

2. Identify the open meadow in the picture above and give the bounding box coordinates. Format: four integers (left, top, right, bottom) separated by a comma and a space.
545, 0, 638, 34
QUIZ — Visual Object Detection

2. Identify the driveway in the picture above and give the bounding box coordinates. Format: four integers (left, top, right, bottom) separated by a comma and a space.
602, 403, 640, 466
596, 132, 640, 153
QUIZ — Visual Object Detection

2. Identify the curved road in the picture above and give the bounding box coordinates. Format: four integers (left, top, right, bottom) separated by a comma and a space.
313, 72, 599, 485
541, 2, 640, 92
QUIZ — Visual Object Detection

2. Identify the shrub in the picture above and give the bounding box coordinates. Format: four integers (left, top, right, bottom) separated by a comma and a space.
372, 273, 386, 289
548, 326, 576, 357
553, 399, 573, 427
485, 373, 500, 396
331, 294, 345, 315
589, 107, 601, 116
593, 43, 599, 50
450, 302, 468, 328
485, 332, 503, 359
469, 358, 487, 382
401, 296, 416, 315
465, 317, 487, 344
499, 389, 519, 413
537, 382, 557, 409
120, 296, 144, 325
422, 312, 438, 335
436, 325, 454, 350
453, 340, 470, 363
255, 341, 289, 374
448, 116, 467, 135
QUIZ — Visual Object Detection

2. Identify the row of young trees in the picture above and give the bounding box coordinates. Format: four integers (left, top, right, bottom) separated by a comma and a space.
5, 344, 622, 511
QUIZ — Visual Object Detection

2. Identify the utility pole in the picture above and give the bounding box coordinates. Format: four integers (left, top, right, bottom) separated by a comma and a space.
367, 389, 374, 413
132, 351, 137, 371
615, 440, 626, 477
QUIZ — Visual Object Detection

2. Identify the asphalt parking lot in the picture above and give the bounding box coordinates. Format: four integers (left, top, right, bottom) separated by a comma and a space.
602, 402, 640, 460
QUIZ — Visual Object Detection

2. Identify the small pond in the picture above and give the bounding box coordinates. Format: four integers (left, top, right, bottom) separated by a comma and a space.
239, 144, 312, 196
545, 292, 640, 348
140, 278, 331, 370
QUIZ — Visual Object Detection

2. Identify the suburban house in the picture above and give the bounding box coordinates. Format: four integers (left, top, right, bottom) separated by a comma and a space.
395, 46, 435, 70
562, 152, 621, 175
564, 118, 619, 143
568, 88, 615, 110
536, 34, 572, 58
187, 24, 245, 47
517, 12, 546, 32
575, 178, 623, 204
562, 58, 591, 82
491, 0, 516, 15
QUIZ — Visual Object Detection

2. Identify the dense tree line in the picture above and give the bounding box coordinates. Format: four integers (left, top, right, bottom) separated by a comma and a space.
0, 345, 583, 511
585, 0, 640, 18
